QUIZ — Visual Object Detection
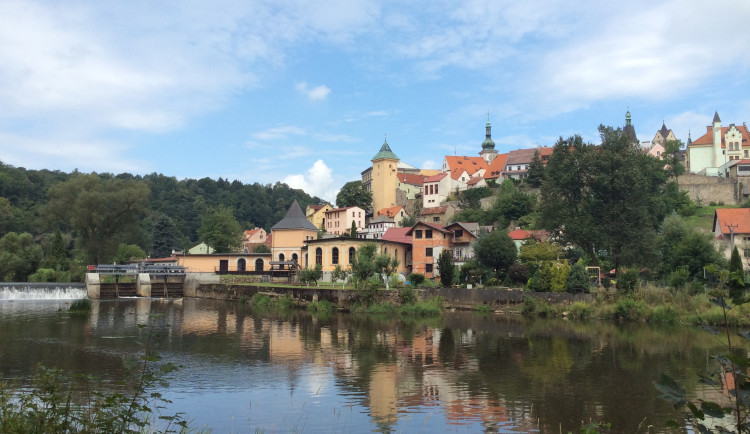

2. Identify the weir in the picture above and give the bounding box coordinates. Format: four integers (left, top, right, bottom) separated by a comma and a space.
85, 265, 186, 299
0, 283, 87, 300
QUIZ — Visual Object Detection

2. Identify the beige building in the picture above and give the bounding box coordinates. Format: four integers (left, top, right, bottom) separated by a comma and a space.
687, 112, 750, 175
375, 205, 410, 227
370, 139, 400, 214
177, 252, 270, 273
271, 200, 319, 266
306, 203, 333, 230
324, 206, 366, 236
303, 236, 411, 276
241, 228, 267, 252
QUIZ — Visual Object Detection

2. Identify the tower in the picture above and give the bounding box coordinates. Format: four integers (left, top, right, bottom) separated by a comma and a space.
623, 110, 638, 145
713, 111, 723, 168
479, 114, 498, 164
370, 137, 399, 213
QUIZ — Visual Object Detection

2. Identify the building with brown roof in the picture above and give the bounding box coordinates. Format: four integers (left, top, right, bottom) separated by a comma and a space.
687, 112, 750, 176
306, 203, 333, 230
503, 147, 553, 180
376, 205, 410, 226
419, 205, 455, 226
713, 208, 750, 259
484, 152, 508, 181
241, 228, 267, 252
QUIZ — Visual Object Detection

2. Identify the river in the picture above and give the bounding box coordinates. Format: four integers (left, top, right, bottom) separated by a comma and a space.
0, 289, 730, 433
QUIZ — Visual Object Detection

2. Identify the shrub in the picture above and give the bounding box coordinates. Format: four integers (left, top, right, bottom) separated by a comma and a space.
616, 269, 639, 292
649, 305, 679, 326
474, 304, 492, 313
399, 297, 443, 316
507, 263, 529, 285
69, 298, 92, 313
28, 268, 57, 282
407, 273, 425, 286
668, 267, 690, 291
250, 293, 273, 308
613, 297, 646, 321
567, 262, 590, 293
307, 299, 334, 313
366, 302, 398, 315
567, 301, 593, 319
238, 295, 249, 304
399, 285, 416, 305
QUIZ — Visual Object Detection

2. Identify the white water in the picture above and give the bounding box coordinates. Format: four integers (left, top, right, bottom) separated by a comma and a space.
0, 285, 87, 300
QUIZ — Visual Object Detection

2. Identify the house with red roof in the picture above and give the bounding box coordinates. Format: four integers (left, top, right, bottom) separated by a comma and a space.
442, 155, 489, 188
242, 228, 267, 252
420, 205, 456, 226
406, 222, 452, 279
687, 112, 750, 176
423, 172, 450, 208
376, 205, 410, 226
713, 208, 750, 259
508, 227, 550, 251
484, 152, 509, 182
503, 147, 553, 180
397, 173, 425, 200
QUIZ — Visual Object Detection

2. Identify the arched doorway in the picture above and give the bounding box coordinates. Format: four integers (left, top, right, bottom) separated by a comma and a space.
237, 258, 246, 272
255, 258, 263, 271
292, 253, 298, 263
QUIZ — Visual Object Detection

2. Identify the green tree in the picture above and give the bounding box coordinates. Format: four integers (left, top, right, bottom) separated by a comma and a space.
300, 263, 323, 286
475, 230, 517, 277
374, 253, 400, 291
540, 127, 674, 270
0, 232, 43, 281
349, 243, 377, 289
331, 264, 350, 289
567, 261, 589, 293
252, 243, 271, 253
49, 230, 68, 270
113, 243, 147, 264
663, 139, 686, 179
350, 220, 358, 238
437, 249, 455, 287
336, 181, 372, 210
526, 150, 544, 188
43, 174, 149, 264
658, 213, 723, 278
150, 214, 179, 258
457, 187, 492, 210
198, 207, 242, 254
399, 215, 417, 227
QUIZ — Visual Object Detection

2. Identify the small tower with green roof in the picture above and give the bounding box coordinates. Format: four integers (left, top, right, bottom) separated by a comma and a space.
479, 113, 498, 163
370, 136, 399, 213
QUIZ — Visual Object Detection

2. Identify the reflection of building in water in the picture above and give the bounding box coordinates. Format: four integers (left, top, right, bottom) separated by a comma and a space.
369, 364, 399, 424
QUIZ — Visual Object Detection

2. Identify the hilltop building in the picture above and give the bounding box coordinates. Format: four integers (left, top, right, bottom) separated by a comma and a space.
686, 112, 750, 176
479, 115, 499, 164
367, 138, 400, 213
623, 110, 639, 145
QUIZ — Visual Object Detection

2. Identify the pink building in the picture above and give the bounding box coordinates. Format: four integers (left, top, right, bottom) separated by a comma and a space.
324, 206, 366, 236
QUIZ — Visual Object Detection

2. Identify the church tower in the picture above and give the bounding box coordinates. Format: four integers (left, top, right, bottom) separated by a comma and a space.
370, 137, 399, 213
479, 114, 498, 164
623, 110, 638, 145
712, 111, 723, 168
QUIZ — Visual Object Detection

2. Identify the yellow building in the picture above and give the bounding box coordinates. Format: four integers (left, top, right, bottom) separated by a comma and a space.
370, 138, 399, 214
303, 234, 411, 274
271, 200, 319, 266
177, 253, 270, 273
305, 203, 333, 230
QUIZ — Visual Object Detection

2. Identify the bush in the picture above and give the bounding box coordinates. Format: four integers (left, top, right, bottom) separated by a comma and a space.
613, 297, 646, 321
567, 301, 593, 319
507, 263, 529, 285
28, 268, 57, 282
366, 302, 398, 315
668, 267, 690, 291
407, 273, 425, 286
474, 304, 492, 313
307, 299, 334, 313
616, 268, 639, 292
567, 262, 590, 293
649, 305, 679, 326
399, 286, 416, 305
69, 298, 92, 313
399, 297, 443, 316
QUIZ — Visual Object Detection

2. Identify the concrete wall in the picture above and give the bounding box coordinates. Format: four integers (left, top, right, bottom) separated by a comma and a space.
678, 174, 738, 205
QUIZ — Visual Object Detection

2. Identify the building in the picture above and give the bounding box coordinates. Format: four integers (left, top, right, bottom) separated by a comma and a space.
178, 252, 270, 274
484, 152, 509, 182
369, 138, 400, 213
306, 203, 333, 230
713, 208, 750, 260
444, 222, 479, 266
503, 147, 553, 180
406, 222, 452, 279
422, 173, 450, 208
303, 235, 411, 277
623, 110, 638, 145
241, 228, 267, 252
358, 214, 396, 240
270, 200, 319, 266
652, 122, 677, 146
442, 155, 489, 190
686, 112, 750, 175
376, 205, 410, 226
478, 116, 499, 164
324, 206, 366, 236
188, 242, 214, 255
508, 227, 550, 251
396, 173, 425, 200
420, 205, 456, 226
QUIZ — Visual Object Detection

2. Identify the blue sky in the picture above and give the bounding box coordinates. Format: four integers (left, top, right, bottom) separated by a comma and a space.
1, 0, 749, 203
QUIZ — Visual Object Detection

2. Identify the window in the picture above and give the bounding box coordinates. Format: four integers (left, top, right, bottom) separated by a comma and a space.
315, 248, 322, 265
455, 229, 463, 237
279, 253, 285, 262
435, 184, 438, 194
349, 247, 356, 263
425, 229, 433, 239
426, 264, 433, 273
433, 217, 440, 222
426, 247, 433, 257
255, 258, 264, 271
745, 249, 750, 259
415, 230, 423, 239
332, 247, 339, 265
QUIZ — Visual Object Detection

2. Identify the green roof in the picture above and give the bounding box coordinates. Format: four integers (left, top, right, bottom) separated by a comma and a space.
371, 139, 399, 161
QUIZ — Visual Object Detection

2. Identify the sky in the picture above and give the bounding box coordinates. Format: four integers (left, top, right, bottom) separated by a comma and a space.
1, 0, 749, 204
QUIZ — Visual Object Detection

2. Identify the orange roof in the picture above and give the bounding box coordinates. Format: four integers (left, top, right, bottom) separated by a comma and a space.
382, 227, 412, 244
421, 206, 449, 215
485, 153, 508, 179
467, 176, 484, 186
244, 228, 263, 236
405, 221, 450, 235
377, 205, 405, 218
714, 208, 750, 235
691, 125, 750, 148
424, 172, 447, 183
509, 228, 550, 241
444, 156, 489, 180
397, 173, 425, 185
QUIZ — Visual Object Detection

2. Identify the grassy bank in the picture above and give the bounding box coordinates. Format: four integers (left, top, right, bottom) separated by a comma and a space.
520, 285, 750, 326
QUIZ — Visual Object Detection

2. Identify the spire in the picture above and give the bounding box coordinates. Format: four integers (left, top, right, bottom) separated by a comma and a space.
271, 200, 318, 231
713, 111, 721, 124
371, 136, 399, 161
481, 114, 496, 150
625, 110, 632, 127
687, 130, 692, 146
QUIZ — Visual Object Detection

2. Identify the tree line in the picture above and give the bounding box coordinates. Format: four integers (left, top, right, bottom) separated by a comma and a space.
0, 163, 322, 281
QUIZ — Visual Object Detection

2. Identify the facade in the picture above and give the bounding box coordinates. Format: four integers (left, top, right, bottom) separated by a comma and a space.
241, 228, 267, 252
406, 222, 451, 279
324, 206, 366, 236
370, 139, 400, 213
420, 205, 455, 226
713, 208, 750, 260
422, 173, 450, 208
653, 122, 677, 146
177, 253, 271, 273
188, 242, 214, 255
271, 200, 319, 267
444, 222, 479, 266
397, 173, 425, 200
686, 112, 750, 175
503, 147, 553, 180
303, 236, 411, 276
358, 214, 395, 239
306, 203, 333, 230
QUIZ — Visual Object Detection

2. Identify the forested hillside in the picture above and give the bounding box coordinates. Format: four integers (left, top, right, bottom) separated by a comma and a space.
0, 161, 322, 278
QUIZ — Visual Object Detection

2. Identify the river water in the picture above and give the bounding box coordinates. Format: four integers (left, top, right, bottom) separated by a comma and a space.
0, 290, 731, 433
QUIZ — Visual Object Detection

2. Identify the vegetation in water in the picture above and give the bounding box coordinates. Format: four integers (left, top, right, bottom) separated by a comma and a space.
68, 298, 92, 313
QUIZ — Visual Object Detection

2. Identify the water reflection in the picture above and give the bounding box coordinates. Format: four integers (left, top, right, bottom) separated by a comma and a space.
0, 298, 726, 433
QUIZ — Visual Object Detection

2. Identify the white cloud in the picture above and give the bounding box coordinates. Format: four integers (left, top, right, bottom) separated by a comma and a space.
251, 126, 307, 141
282, 159, 339, 203
296, 82, 331, 101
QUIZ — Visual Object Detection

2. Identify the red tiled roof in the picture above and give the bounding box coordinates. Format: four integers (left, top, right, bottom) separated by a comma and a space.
467, 176, 484, 186
398, 173, 425, 185
508, 228, 550, 241
325, 206, 361, 213
377, 205, 405, 218
444, 156, 489, 180
421, 206, 448, 215
485, 153, 508, 179
424, 172, 448, 183
244, 228, 262, 236
405, 221, 450, 235
714, 208, 750, 235
691, 125, 750, 148
382, 227, 412, 244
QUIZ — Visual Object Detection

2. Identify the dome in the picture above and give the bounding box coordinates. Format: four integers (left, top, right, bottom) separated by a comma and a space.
481, 137, 496, 150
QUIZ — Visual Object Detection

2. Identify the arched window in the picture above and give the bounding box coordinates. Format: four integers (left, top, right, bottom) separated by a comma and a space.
279, 253, 285, 262
315, 247, 323, 265
292, 253, 298, 263
332, 247, 339, 265
255, 258, 263, 271
349, 247, 356, 264
237, 258, 246, 272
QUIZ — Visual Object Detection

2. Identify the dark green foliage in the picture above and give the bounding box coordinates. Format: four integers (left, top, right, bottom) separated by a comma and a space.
539, 128, 679, 269
350, 243, 377, 289
730, 245, 743, 274
306, 299, 334, 313
49, 229, 67, 269
530, 269, 545, 292
407, 273, 425, 286
374, 253, 399, 290
150, 214, 179, 258
0, 232, 43, 281
457, 187, 492, 209
198, 207, 242, 253
437, 249, 454, 287
300, 263, 323, 286
69, 298, 92, 312
525, 150, 544, 188
659, 213, 723, 279
398, 285, 416, 304
616, 268, 639, 292
567, 262, 590, 293
399, 215, 417, 227
350, 220, 358, 238
336, 180, 372, 210
475, 230, 517, 277
459, 259, 488, 285
507, 262, 529, 285
252, 243, 270, 253
113, 243, 147, 264
28, 268, 57, 282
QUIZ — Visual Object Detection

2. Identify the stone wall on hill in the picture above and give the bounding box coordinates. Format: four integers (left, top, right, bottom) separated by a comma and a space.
677, 174, 738, 205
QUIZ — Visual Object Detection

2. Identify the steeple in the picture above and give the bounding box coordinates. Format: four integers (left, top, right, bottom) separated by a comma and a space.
625, 110, 632, 126
371, 135, 399, 161
623, 110, 638, 144
713, 111, 721, 124
686, 130, 692, 147
481, 113, 496, 150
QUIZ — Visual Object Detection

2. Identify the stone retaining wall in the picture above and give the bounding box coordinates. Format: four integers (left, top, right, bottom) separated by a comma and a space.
678, 174, 737, 205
